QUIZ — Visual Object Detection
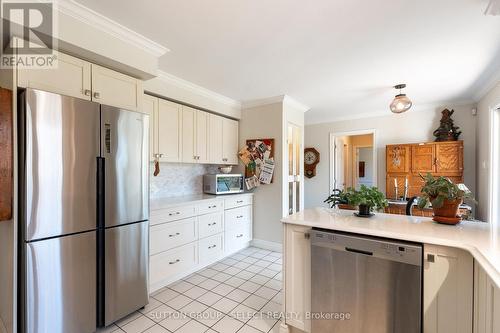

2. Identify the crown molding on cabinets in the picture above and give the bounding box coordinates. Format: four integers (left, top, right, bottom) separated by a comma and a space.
156, 70, 242, 109
242, 95, 310, 112
57, 0, 169, 57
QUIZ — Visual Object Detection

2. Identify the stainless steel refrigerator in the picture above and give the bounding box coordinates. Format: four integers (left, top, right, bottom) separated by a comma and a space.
18, 88, 149, 333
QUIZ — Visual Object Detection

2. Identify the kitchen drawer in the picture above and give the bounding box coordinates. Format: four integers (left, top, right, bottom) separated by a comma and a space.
224, 195, 252, 209
198, 213, 224, 239
150, 205, 196, 225
225, 223, 252, 254
150, 242, 197, 287
225, 205, 252, 230
199, 233, 224, 264
150, 218, 197, 255
197, 200, 223, 215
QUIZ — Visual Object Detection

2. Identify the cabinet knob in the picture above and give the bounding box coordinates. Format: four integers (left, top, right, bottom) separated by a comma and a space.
83, 89, 91, 96
93, 92, 100, 99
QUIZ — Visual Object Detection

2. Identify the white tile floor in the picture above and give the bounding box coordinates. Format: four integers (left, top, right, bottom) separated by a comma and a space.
99, 247, 283, 333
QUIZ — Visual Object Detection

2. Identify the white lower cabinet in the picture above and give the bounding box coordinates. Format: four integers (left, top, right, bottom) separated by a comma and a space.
474, 262, 500, 333
149, 194, 253, 292
423, 244, 473, 333
283, 224, 311, 333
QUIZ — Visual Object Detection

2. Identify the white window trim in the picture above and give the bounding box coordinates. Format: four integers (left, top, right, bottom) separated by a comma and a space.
489, 105, 500, 226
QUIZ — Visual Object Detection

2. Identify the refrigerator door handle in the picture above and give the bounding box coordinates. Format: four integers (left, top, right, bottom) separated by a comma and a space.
105, 123, 111, 154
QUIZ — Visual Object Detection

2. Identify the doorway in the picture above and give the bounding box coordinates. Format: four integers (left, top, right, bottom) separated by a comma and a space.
329, 130, 377, 192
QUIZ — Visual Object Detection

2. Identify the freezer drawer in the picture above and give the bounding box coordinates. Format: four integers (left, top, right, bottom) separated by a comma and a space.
104, 221, 149, 326
24, 231, 96, 333
101, 105, 149, 228
20, 89, 100, 241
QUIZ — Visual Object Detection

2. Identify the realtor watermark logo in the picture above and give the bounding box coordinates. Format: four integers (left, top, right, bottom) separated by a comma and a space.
1, 0, 58, 69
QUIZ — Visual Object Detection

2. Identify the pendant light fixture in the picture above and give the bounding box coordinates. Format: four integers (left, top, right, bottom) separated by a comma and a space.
390, 84, 412, 114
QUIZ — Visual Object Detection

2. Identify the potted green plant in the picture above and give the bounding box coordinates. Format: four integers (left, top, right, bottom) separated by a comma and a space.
324, 188, 355, 210
417, 173, 474, 224
347, 185, 388, 217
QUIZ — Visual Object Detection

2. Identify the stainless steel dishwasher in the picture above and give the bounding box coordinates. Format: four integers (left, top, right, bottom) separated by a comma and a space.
311, 229, 422, 333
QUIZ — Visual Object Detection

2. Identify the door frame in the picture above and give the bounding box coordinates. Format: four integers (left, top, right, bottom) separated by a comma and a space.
329, 129, 377, 193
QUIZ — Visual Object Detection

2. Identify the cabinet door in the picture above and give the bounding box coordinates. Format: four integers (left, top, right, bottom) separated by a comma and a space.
284, 224, 311, 333
436, 142, 463, 174
474, 262, 500, 333
18, 51, 91, 100
222, 118, 239, 165
196, 111, 209, 163
157, 99, 182, 162
423, 244, 473, 333
209, 114, 224, 164
142, 94, 158, 161
91, 64, 143, 111
386, 174, 409, 200
412, 144, 436, 173
182, 107, 196, 163
386, 145, 410, 173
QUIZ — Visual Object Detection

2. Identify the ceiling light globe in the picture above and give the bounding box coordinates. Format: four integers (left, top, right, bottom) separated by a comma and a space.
390, 94, 412, 113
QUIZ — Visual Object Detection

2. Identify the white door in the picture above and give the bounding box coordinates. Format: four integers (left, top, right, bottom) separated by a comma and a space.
18, 51, 92, 100
142, 95, 158, 162
157, 99, 182, 162
182, 107, 196, 163
209, 114, 224, 164
287, 123, 303, 215
196, 111, 209, 163
222, 118, 239, 165
91, 64, 143, 111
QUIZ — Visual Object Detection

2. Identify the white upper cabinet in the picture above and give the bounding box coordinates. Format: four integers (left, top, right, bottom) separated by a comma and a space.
158, 99, 182, 163
182, 107, 210, 164
182, 107, 196, 163
196, 111, 209, 163
222, 117, 239, 165
209, 114, 224, 164
18, 51, 91, 100
91, 64, 143, 112
143, 94, 158, 162
17, 50, 143, 111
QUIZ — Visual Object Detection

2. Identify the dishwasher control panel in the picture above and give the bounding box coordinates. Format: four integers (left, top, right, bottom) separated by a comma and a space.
311, 229, 422, 266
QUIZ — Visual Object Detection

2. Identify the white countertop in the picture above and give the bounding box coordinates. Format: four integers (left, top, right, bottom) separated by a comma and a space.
150, 193, 253, 211
282, 208, 500, 288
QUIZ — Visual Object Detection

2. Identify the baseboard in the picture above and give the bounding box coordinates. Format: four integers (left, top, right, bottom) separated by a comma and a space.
250, 239, 283, 252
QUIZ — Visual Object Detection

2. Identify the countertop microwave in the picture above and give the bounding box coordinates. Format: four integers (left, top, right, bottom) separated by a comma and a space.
203, 174, 244, 195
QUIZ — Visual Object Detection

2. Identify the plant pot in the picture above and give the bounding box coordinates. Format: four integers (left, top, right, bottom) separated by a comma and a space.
338, 204, 356, 210
432, 198, 462, 225
358, 204, 372, 216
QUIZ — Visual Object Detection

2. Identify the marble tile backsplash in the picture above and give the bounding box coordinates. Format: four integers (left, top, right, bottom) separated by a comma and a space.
150, 163, 220, 199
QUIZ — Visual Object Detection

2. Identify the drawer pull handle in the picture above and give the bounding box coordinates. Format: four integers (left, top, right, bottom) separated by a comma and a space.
208, 205, 217, 208
208, 222, 217, 226
169, 232, 180, 237
236, 200, 243, 203
236, 215, 244, 218
169, 259, 180, 265
236, 234, 244, 238
169, 212, 181, 216
208, 245, 217, 249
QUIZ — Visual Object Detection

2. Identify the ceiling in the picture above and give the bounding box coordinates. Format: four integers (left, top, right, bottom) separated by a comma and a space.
76, 0, 500, 124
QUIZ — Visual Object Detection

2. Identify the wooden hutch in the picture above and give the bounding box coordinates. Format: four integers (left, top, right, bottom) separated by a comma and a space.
386, 140, 464, 199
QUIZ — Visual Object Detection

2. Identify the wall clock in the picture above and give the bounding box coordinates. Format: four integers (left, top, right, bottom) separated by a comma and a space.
304, 148, 320, 178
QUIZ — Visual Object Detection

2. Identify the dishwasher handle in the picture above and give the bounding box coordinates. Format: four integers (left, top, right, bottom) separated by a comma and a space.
345, 247, 373, 256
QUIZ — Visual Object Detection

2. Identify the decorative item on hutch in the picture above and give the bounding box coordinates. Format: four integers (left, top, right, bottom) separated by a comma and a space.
304, 148, 320, 178
433, 109, 462, 142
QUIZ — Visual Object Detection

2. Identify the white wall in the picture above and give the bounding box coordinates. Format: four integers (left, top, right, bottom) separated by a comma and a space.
239, 102, 284, 244
304, 104, 477, 211
476, 82, 500, 221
